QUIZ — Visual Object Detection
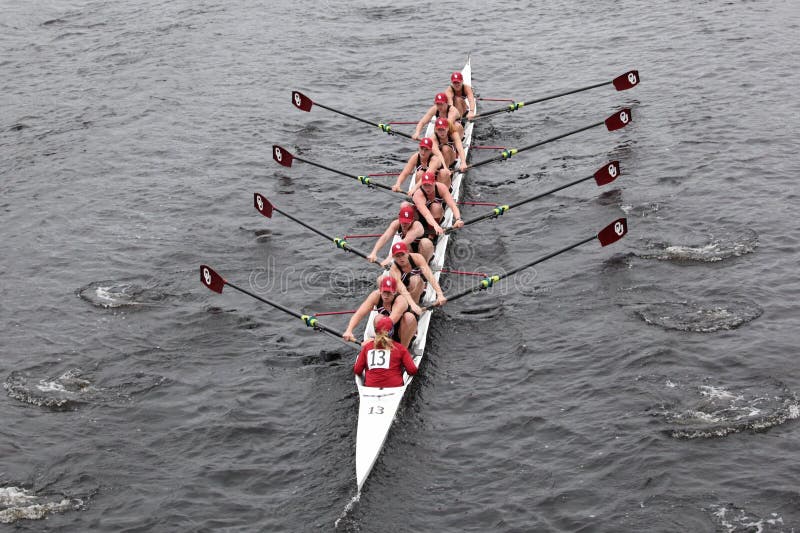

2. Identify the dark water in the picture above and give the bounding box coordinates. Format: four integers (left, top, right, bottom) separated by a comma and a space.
2, 0, 799, 530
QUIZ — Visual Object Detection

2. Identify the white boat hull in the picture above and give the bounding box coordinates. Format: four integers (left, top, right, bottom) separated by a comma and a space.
354, 56, 475, 492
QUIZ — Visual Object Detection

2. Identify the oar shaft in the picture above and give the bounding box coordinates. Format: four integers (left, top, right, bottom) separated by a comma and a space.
313, 102, 414, 140
446, 235, 594, 303
456, 173, 594, 230
223, 280, 358, 344
271, 204, 371, 261
293, 155, 405, 197
475, 80, 610, 120
468, 120, 605, 170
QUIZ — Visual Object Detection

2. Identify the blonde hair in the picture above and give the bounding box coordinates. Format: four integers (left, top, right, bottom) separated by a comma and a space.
374, 330, 394, 350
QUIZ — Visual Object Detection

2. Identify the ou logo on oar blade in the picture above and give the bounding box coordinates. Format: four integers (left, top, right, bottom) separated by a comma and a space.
597, 218, 628, 247
613, 70, 640, 91
200, 265, 226, 293
272, 145, 294, 167
605, 108, 632, 131
291, 91, 313, 112
594, 160, 621, 186
253, 193, 274, 218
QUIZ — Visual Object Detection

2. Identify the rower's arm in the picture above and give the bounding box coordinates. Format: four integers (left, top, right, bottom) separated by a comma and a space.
431, 136, 445, 167
369, 222, 397, 261
416, 255, 445, 299
445, 87, 455, 106
439, 184, 462, 222
413, 107, 434, 139
453, 134, 466, 164
393, 156, 416, 191
412, 191, 439, 229
343, 292, 378, 338
466, 85, 476, 117
389, 266, 422, 314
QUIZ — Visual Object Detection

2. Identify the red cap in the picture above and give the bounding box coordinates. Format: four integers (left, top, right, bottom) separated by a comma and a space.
392, 241, 409, 256
398, 206, 415, 224
435, 117, 449, 130
434, 92, 448, 104
419, 137, 433, 150
451, 72, 463, 83
421, 171, 436, 184
379, 276, 398, 293
375, 316, 394, 334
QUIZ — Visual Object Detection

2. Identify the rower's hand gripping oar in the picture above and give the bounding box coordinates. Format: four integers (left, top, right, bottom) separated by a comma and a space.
467, 108, 632, 171
199, 264, 361, 347
473, 70, 640, 121
254, 193, 377, 262
272, 145, 407, 199
445, 161, 621, 234
291, 91, 414, 140
445, 218, 628, 304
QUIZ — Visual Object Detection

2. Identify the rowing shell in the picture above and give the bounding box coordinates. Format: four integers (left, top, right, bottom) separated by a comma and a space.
353, 55, 476, 492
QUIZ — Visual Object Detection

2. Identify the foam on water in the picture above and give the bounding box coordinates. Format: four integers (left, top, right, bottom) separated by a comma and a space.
0, 486, 82, 525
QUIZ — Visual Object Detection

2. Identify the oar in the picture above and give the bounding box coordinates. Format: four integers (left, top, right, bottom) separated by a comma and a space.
473, 70, 640, 121
445, 218, 628, 304
467, 109, 632, 171
272, 145, 406, 198
291, 91, 415, 140
199, 264, 361, 347
446, 161, 621, 234
254, 193, 376, 261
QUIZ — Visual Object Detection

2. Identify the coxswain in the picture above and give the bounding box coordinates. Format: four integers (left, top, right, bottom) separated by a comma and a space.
343, 276, 421, 349
368, 204, 435, 265
388, 241, 447, 307
431, 117, 467, 184
412, 92, 464, 142
411, 171, 464, 237
446, 71, 476, 121
392, 137, 444, 193
353, 315, 418, 388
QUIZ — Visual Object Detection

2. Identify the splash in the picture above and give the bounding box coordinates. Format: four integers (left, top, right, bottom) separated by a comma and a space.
4, 369, 167, 409
4, 369, 95, 409
650, 379, 800, 439
77, 280, 168, 309
636, 300, 763, 332
706, 503, 786, 533
0, 486, 82, 524
637, 228, 758, 262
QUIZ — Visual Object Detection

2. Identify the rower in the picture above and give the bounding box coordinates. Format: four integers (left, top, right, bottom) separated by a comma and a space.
388, 241, 446, 307
411, 171, 464, 237
446, 71, 476, 121
353, 315, 418, 388
343, 276, 420, 349
392, 137, 444, 193
431, 117, 468, 185
412, 92, 464, 142
368, 204, 435, 265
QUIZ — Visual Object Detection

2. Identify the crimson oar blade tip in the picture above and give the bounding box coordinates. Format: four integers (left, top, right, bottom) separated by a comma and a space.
291, 91, 313, 112
253, 192, 273, 218
605, 108, 632, 131
200, 264, 226, 293
597, 218, 628, 247
594, 161, 621, 186
272, 145, 293, 167
613, 70, 640, 91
